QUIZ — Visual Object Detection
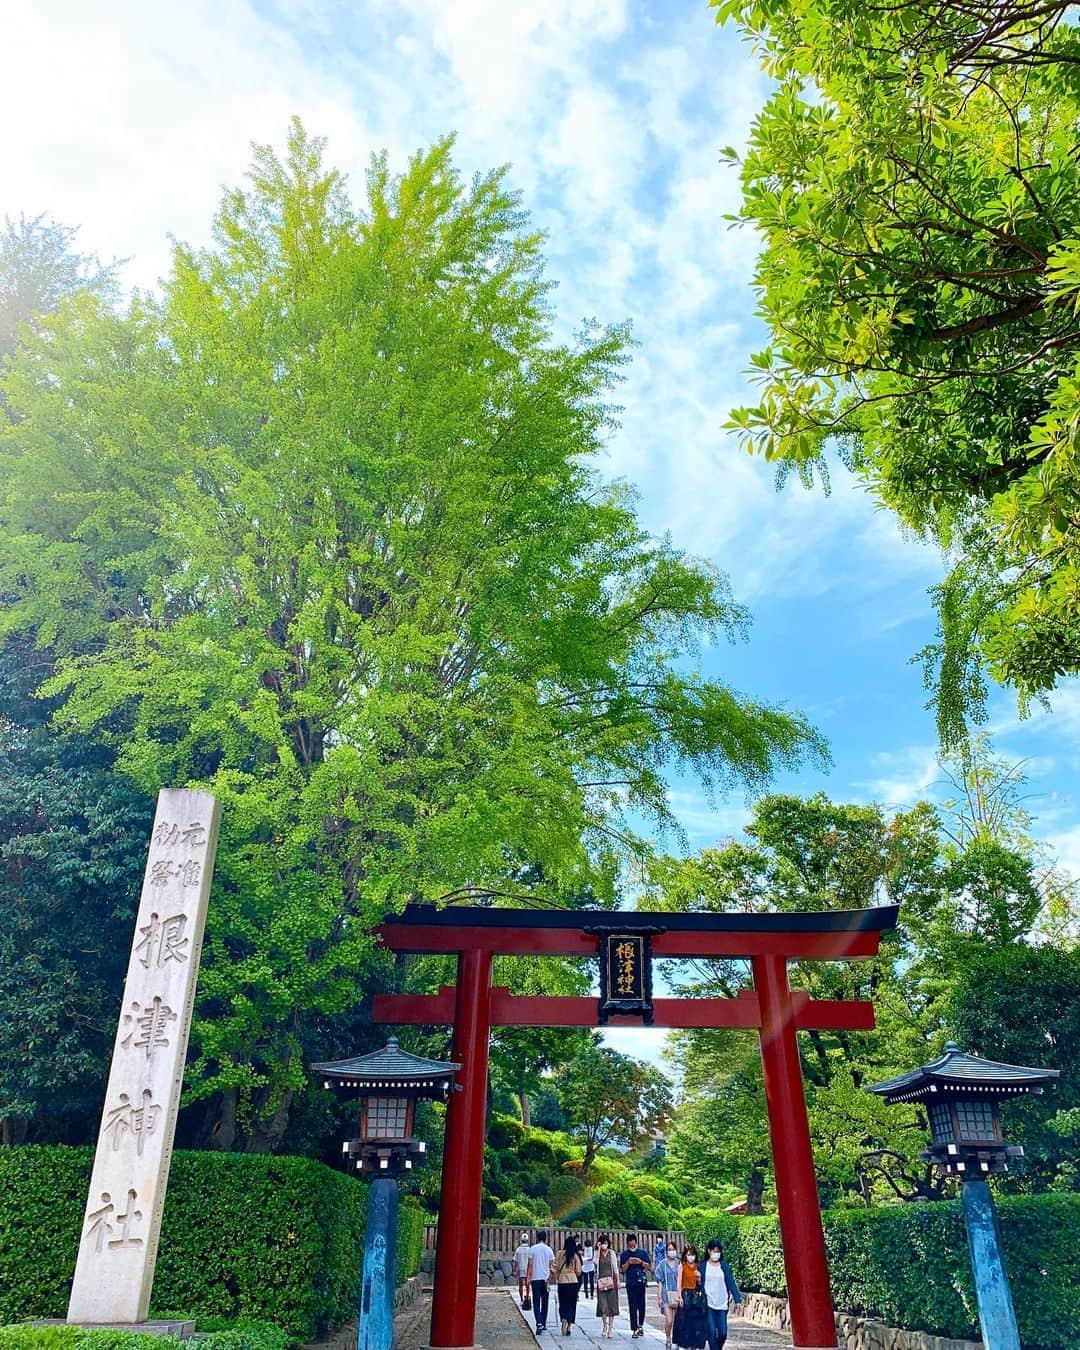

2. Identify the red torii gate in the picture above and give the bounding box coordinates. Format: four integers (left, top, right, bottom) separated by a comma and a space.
373, 904, 898, 1350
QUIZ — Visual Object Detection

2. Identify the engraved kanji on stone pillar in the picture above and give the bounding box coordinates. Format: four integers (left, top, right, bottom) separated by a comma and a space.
68, 788, 221, 1325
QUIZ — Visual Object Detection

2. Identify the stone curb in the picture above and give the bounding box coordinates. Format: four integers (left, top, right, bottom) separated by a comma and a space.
739, 1291, 981, 1350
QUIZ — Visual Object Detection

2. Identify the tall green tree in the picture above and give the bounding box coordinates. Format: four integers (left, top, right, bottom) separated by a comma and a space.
0, 122, 822, 1148
554, 1040, 673, 1174
716, 0, 1080, 742
0, 215, 145, 1144
655, 774, 1077, 1205
0, 638, 153, 1144
949, 943, 1080, 1191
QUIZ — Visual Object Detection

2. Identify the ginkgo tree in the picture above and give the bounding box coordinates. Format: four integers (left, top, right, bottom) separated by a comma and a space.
0, 122, 822, 1148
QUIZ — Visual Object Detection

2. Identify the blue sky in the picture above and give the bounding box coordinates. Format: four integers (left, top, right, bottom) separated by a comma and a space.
5, 0, 1080, 886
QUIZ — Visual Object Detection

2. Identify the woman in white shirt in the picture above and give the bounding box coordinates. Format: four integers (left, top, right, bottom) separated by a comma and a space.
701, 1239, 742, 1350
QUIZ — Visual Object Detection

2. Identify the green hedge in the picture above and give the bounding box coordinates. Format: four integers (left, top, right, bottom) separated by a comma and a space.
685, 1193, 1080, 1349
0, 1147, 417, 1341
0, 1322, 286, 1350
395, 1200, 425, 1286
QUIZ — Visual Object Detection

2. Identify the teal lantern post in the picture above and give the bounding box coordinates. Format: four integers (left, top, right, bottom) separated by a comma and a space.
313, 1039, 459, 1350
868, 1044, 1058, 1350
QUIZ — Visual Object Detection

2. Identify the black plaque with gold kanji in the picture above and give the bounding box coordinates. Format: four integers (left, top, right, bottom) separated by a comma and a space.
598, 932, 654, 1024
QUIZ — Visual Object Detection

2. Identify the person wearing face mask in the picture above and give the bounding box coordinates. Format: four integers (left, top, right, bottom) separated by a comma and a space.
701, 1239, 742, 1350
618, 1233, 652, 1338
673, 1245, 707, 1350
594, 1234, 620, 1339
655, 1242, 682, 1350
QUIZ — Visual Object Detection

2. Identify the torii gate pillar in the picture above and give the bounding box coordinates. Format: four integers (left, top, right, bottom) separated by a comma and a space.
754, 953, 836, 1350
429, 948, 492, 1349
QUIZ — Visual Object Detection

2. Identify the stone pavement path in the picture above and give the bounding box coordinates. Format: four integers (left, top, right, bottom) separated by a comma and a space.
393, 1287, 793, 1350
515, 1287, 792, 1350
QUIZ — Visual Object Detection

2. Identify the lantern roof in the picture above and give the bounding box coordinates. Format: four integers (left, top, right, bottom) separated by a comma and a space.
868, 1043, 1059, 1105
311, 1037, 460, 1093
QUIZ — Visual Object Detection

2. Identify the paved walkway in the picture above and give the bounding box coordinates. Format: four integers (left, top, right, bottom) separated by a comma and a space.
515, 1288, 791, 1350
393, 1287, 792, 1350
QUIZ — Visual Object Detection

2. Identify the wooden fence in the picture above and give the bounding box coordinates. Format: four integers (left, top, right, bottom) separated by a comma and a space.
424, 1222, 687, 1255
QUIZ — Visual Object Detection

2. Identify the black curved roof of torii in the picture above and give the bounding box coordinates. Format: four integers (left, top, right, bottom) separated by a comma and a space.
384, 902, 900, 933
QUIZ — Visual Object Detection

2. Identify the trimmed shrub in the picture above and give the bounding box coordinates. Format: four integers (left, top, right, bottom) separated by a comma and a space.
547, 1173, 590, 1223
520, 1129, 574, 1166
495, 1199, 549, 1226
0, 1146, 416, 1341
632, 1195, 670, 1232
487, 1116, 524, 1151
517, 1164, 551, 1201
684, 1194, 1080, 1349
592, 1183, 636, 1227
517, 1137, 555, 1167
0, 1324, 287, 1350
629, 1177, 682, 1214
563, 1156, 624, 1187
395, 1201, 425, 1286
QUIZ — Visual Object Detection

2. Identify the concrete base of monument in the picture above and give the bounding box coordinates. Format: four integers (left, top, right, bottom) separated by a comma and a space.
36, 1320, 196, 1339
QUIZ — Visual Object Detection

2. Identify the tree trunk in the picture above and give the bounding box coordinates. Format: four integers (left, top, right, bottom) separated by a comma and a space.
1, 1115, 30, 1145
744, 1168, 766, 1215
519, 1092, 531, 1129
208, 1088, 239, 1152
245, 1088, 294, 1153
807, 1030, 832, 1084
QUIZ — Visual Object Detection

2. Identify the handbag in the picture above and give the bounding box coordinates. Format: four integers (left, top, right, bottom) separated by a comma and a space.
682, 1287, 706, 1311
597, 1276, 615, 1292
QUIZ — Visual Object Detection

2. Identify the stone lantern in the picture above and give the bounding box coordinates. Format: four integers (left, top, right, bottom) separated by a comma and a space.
313, 1038, 459, 1350
868, 1043, 1058, 1350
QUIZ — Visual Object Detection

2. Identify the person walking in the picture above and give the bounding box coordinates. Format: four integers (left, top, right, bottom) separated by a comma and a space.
701, 1239, 742, 1350
552, 1235, 584, 1336
594, 1234, 620, 1339
514, 1231, 533, 1308
654, 1236, 667, 1279
655, 1240, 682, 1350
527, 1229, 556, 1334
673, 1245, 707, 1350
619, 1233, 652, 1338
580, 1234, 596, 1300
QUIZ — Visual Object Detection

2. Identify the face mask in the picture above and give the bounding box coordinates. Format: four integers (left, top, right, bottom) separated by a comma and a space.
687, 1255, 696, 1263
708, 1252, 721, 1262
667, 1251, 676, 1260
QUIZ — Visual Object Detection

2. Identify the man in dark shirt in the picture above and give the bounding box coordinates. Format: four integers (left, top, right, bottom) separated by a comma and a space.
619, 1233, 652, 1337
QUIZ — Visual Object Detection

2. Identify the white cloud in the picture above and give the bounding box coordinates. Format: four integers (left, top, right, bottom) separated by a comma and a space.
1044, 823, 1080, 881
600, 1025, 674, 1075
2, 2, 381, 290
663, 787, 753, 849
990, 683, 1080, 742
855, 745, 941, 808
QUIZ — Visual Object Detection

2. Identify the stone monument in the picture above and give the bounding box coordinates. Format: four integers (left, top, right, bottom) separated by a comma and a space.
67, 788, 221, 1325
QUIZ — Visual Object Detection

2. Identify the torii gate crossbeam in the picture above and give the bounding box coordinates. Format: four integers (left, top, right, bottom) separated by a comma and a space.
373, 904, 898, 1350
